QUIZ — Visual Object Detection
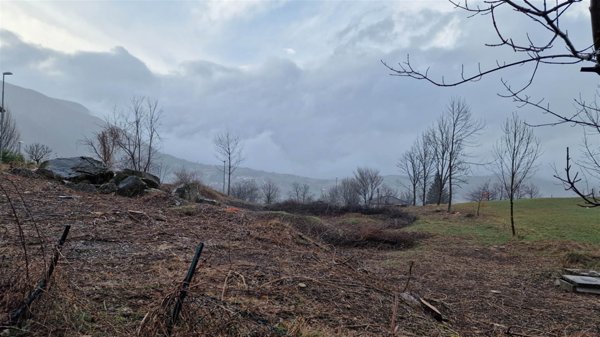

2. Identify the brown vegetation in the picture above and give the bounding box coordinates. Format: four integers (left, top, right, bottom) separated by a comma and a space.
1, 172, 599, 336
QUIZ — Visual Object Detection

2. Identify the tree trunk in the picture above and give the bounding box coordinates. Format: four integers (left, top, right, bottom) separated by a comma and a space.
421, 179, 427, 206
510, 196, 516, 236
447, 174, 453, 212
591, 0, 600, 57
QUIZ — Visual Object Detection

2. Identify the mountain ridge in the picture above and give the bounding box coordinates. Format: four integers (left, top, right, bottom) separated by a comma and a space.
4, 83, 573, 201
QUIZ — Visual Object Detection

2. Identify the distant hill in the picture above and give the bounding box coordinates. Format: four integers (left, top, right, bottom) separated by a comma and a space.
5, 83, 574, 201
4, 83, 104, 157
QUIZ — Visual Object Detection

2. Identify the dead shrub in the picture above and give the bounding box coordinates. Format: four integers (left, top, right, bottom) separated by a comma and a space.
262, 212, 426, 250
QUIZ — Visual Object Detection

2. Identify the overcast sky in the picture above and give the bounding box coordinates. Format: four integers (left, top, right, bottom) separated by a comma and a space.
0, 0, 598, 179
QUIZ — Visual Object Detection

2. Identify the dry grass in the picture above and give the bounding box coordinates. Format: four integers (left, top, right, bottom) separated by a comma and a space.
0, 172, 441, 336
2, 172, 599, 337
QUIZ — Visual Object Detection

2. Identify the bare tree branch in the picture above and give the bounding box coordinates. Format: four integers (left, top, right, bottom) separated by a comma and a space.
382, 0, 594, 95
554, 147, 600, 207
24, 143, 52, 165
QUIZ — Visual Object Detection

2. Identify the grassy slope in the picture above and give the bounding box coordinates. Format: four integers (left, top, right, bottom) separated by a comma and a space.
406, 198, 600, 246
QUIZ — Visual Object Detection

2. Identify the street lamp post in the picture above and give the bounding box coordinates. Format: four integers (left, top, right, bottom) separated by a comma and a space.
0, 71, 14, 164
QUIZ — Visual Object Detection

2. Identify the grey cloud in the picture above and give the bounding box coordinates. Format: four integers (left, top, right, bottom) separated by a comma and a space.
0, 30, 51, 66
0, 4, 594, 180
0, 30, 158, 112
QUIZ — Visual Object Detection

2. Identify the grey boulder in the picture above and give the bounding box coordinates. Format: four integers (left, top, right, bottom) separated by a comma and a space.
37, 157, 113, 184
116, 176, 147, 197
114, 169, 160, 189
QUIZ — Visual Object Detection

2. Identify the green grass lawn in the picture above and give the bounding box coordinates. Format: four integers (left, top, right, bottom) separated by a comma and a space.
407, 198, 600, 245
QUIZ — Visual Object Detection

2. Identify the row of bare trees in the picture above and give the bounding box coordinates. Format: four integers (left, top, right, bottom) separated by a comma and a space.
386, 0, 600, 208
398, 98, 483, 212
468, 181, 540, 204
397, 99, 542, 235
321, 167, 397, 207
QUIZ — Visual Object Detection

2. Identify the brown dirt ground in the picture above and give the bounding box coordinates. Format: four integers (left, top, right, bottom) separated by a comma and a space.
1, 172, 599, 337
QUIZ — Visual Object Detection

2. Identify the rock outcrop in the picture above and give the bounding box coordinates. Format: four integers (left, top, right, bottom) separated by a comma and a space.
36, 157, 162, 197
37, 157, 113, 184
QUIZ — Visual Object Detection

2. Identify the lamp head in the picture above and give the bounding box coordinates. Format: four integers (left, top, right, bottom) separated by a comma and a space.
3, 72, 13, 76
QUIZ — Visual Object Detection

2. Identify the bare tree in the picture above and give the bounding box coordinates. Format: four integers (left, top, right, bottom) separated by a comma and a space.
231, 179, 259, 203
429, 99, 483, 211
173, 167, 202, 185
354, 167, 384, 207
444, 99, 484, 212
491, 181, 507, 200
398, 144, 421, 206
214, 131, 243, 196
24, 143, 52, 165
261, 180, 280, 205
521, 182, 541, 199
494, 113, 542, 236
83, 124, 121, 168
289, 182, 312, 203
467, 180, 493, 216
416, 130, 436, 206
321, 184, 342, 206
111, 97, 161, 173
384, 0, 600, 207
379, 184, 398, 198
378, 184, 399, 205
0, 108, 20, 156
430, 115, 451, 206
339, 178, 361, 207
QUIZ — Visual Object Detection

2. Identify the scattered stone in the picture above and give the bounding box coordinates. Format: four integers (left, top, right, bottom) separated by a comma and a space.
173, 183, 201, 201
145, 188, 166, 196
119, 169, 160, 188
116, 176, 147, 197
98, 182, 118, 194
400, 292, 420, 309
